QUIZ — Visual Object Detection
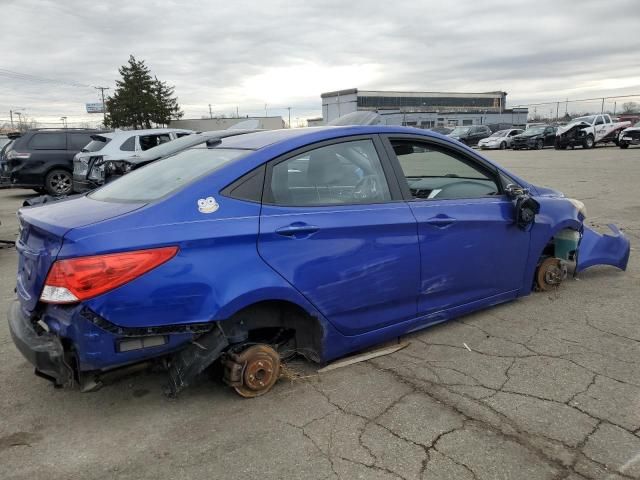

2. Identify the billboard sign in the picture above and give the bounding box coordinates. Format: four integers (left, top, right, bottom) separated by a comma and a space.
86, 102, 105, 114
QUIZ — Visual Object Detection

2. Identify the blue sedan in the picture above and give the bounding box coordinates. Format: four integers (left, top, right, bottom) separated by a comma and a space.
8, 126, 630, 397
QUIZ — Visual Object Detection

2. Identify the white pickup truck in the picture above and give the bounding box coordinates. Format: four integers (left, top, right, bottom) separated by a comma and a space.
555, 114, 630, 149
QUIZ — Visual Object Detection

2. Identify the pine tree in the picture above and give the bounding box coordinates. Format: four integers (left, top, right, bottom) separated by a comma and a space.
152, 76, 183, 127
105, 56, 183, 129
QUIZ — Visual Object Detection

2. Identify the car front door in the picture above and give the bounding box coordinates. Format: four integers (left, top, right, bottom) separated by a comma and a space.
468, 127, 481, 145
544, 127, 556, 146
382, 135, 530, 319
258, 136, 421, 335
594, 116, 607, 142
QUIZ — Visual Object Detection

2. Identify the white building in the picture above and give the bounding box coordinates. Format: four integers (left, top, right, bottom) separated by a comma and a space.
320, 88, 528, 128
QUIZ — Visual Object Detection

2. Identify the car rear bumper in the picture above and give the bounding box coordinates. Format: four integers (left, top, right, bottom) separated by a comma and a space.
72, 176, 95, 193
8, 301, 75, 386
8, 298, 197, 387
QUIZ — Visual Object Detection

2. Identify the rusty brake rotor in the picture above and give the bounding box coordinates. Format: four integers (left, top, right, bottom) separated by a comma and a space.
224, 344, 281, 398
536, 257, 567, 291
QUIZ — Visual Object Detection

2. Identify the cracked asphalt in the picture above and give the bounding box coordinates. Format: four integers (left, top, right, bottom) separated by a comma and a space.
1, 146, 639, 480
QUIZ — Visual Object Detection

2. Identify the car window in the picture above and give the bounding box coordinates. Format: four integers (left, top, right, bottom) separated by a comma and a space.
28, 133, 66, 150
139, 134, 172, 151
68, 133, 93, 151
390, 140, 500, 200
120, 136, 136, 151
89, 147, 249, 203
595, 116, 604, 125
83, 137, 111, 152
176, 132, 192, 138
268, 139, 391, 206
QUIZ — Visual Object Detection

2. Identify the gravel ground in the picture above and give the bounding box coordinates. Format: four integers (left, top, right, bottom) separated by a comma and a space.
1, 145, 639, 480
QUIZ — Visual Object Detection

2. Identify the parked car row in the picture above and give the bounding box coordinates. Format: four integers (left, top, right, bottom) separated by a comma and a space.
433, 114, 638, 151
0, 128, 193, 195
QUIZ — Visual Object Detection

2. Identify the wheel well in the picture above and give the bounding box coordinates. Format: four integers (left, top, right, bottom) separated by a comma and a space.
537, 227, 581, 265
220, 300, 324, 363
45, 166, 72, 176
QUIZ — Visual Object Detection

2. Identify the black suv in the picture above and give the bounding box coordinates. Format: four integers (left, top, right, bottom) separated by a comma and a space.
0, 128, 104, 195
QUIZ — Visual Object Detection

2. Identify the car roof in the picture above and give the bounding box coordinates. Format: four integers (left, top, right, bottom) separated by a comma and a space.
108, 128, 193, 139
219, 125, 449, 150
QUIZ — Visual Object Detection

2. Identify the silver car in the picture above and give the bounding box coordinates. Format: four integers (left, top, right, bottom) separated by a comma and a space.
478, 128, 523, 150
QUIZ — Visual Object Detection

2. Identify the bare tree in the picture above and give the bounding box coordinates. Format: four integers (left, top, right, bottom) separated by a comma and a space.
621, 102, 639, 114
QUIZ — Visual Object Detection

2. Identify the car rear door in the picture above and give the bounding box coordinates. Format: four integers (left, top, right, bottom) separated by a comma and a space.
257, 136, 420, 335
381, 134, 530, 318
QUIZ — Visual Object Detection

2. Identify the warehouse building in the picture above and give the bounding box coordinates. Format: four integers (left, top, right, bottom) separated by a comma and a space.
320, 88, 528, 128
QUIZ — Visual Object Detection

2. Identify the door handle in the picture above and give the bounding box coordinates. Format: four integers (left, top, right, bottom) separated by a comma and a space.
275, 222, 319, 237
425, 214, 456, 228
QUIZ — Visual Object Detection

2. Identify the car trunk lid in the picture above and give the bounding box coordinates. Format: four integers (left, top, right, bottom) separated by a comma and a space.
16, 196, 144, 312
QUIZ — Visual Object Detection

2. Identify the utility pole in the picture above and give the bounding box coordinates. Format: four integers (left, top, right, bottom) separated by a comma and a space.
601, 97, 605, 113
94, 86, 110, 125
236, 106, 239, 118
208, 104, 213, 119
60, 116, 67, 128
9, 110, 14, 129
556, 102, 559, 122
287, 107, 291, 128
264, 104, 267, 117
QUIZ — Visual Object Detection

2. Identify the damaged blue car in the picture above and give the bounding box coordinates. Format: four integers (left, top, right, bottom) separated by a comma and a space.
8, 126, 630, 397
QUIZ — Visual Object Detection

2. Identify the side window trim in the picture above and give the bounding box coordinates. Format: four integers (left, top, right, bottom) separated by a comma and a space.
262, 135, 403, 206
380, 133, 504, 202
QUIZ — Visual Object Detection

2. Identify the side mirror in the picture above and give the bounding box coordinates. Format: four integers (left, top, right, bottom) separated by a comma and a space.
504, 183, 528, 198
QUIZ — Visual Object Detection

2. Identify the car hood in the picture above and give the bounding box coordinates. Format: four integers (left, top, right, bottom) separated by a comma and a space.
621, 126, 640, 134
531, 185, 565, 198
516, 133, 542, 139
557, 122, 590, 135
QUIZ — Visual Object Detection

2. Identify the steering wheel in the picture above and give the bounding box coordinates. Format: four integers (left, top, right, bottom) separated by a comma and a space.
352, 175, 380, 201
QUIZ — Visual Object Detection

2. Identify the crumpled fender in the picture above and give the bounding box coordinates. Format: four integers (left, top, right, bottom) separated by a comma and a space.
576, 224, 630, 273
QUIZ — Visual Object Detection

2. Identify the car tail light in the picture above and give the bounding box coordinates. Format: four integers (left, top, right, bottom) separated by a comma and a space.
7, 151, 31, 160
40, 246, 178, 304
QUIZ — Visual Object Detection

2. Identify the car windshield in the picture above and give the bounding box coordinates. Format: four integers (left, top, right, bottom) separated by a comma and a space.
89, 147, 249, 203
527, 127, 545, 134
83, 137, 111, 152
572, 116, 596, 124
489, 130, 508, 137
450, 127, 470, 135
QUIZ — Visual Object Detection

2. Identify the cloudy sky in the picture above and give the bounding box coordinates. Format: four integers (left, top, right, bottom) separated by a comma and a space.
1, 0, 639, 127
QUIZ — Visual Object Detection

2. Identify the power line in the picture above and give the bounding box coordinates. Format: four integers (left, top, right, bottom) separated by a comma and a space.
0, 68, 95, 89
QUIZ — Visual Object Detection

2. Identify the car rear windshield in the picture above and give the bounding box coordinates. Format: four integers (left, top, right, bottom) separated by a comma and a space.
83, 137, 111, 152
89, 147, 249, 203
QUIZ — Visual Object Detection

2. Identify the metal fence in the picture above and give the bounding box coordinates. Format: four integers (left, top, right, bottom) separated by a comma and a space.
512, 94, 640, 123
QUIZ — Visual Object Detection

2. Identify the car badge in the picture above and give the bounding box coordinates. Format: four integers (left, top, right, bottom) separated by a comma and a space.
197, 196, 219, 214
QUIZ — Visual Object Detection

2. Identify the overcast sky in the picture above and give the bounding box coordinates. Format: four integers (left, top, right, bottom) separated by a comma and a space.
1, 0, 639, 126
